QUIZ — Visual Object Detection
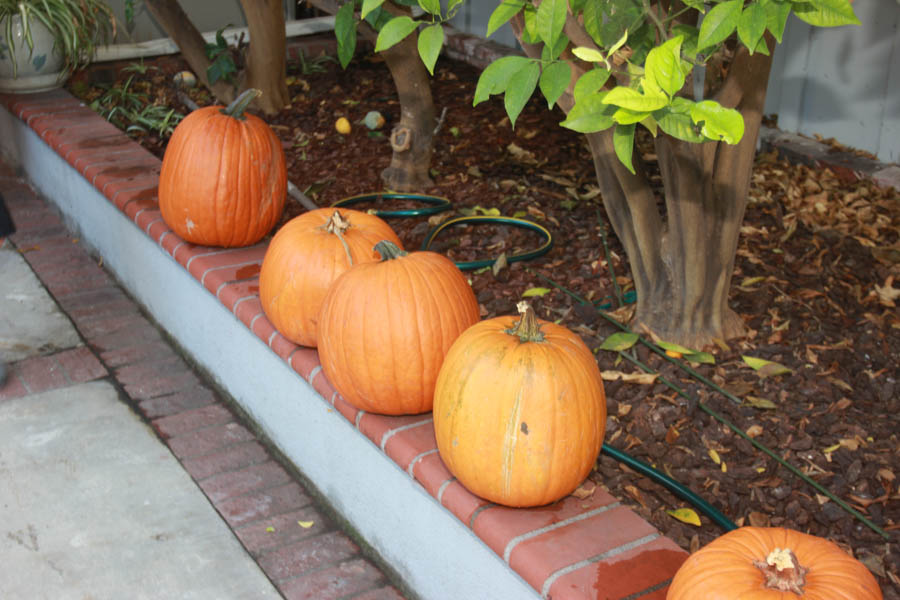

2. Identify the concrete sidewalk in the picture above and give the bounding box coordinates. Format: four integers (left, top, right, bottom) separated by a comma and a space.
0, 163, 406, 599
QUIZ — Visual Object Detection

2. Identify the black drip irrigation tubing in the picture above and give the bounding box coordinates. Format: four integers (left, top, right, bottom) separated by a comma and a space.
332, 192, 743, 532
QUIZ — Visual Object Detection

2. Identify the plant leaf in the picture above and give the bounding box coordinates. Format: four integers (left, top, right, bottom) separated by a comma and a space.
599, 332, 639, 351
504, 60, 541, 127
666, 508, 702, 527
539, 61, 571, 108
742, 355, 792, 377
536, 0, 568, 54
698, 0, 742, 50
473, 55, 532, 105
361, 0, 386, 19
487, 0, 526, 38
603, 86, 669, 112
745, 396, 778, 409
643, 36, 685, 97
737, 2, 767, 53
335, 1, 358, 69
560, 93, 616, 133
613, 123, 636, 174
791, 0, 860, 27
690, 100, 744, 144
374, 16, 419, 53
417, 23, 443, 75
522, 287, 551, 297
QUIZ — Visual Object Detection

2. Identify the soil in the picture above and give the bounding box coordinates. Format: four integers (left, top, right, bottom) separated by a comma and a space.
68, 41, 900, 596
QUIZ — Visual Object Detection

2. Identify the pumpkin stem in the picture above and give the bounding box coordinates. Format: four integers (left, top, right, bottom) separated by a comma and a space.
507, 301, 545, 343
222, 88, 262, 120
374, 240, 408, 261
753, 548, 809, 595
320, 210, 354, 266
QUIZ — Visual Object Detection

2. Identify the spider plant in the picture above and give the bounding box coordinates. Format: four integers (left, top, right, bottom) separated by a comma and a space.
0, 0, 116, 78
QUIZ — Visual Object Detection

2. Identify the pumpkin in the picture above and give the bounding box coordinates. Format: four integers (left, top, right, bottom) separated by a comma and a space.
159, 88, 286, 247
432, 301, 606, 507
317, 240, 479, 415
667, 526, 883, 600
259, 208, 402, 347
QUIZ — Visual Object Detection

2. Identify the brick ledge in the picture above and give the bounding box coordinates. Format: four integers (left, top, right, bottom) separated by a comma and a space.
0, 88, 684, 600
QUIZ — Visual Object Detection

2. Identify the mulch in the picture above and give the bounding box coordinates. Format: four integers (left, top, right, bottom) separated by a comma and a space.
67, 46, 899, 597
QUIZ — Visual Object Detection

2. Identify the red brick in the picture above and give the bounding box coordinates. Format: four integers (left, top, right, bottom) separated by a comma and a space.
186, 246, 268, 283
57, 133, 134, 162
269, 332, 297, 362
544, 537, 685, 600
217, 281, 259, 314
200, 260, 261, 290
98, 339, 172, 368
471, 492, 620, 561
251, 313, 277, 347
90, 159, 160, 193
40, 266, 112, 297
172, 240, 204, 268
152, 403, 235, 438
234, 296, 264, 329
278, 558, 385, 600
101, 173, 162, 204
137, 385, 218, 419
260, 531, 359, 582
507, 506, 659, 593
332, 393, 361, 424
180, 441, 269, 481
199, 460, 292, 503
410, 450, 452, 496
57, 285, 131, 312
55, 347, 107, 383
357, 413, 431, 450
310, 368, 339, 403
115, 356, 200, 399
351, 586, 407, 600
145, 219, 170, 244
122, 194, 159, 221
16, 354, 70, 394
215, 480, 313, 527
134, 208, 162, 233
440, 480, 490, 527
288, 348, 320, 381
235, 506, 334, 556
109, 184, 157, 213
167, 421, 256, 459
88, 319, 165, 352
72, 146, 153, 177
382, 419, 437, 470
0, 370, 28, 401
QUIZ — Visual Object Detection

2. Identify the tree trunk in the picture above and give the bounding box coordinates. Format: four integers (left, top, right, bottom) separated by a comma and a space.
239, 0, 289, 115
305, 0, 437, 191
144, 0, 235, 104
379, 29, 436, 190
512, 12, 776, 347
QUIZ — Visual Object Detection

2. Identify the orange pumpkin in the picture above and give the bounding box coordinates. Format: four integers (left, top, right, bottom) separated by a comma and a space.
317, 240, 479, 415
259, 208, 401, 347
667, 526, 883, 600
159, 88, 286, 247
433, 302, 606, 507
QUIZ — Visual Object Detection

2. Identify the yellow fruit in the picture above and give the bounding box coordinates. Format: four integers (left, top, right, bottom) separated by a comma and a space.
335, 117, 351, 135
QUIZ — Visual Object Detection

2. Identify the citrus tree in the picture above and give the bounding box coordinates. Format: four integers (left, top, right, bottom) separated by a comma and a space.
336, 0, 859, 347
140, 0, 289, 114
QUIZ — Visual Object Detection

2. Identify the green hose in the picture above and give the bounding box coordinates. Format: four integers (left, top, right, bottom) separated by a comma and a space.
332, 192, 452, 217
601, 443, 737, 531
421, 215, 553, 270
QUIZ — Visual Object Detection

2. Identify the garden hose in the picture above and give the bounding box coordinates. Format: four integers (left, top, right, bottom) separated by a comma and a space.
421, 215, 553, 271
332, 192, 452, 217
601, 443, 737, 532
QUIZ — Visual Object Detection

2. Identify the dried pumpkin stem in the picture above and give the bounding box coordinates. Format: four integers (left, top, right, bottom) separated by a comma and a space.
222, 88, 262, 120
320, 210, 354, 266
374, 240, 408, 261
507, 301, 545, 343
753, 548, 808, 595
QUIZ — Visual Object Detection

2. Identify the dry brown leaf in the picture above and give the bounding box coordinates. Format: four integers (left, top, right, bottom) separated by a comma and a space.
601, 371, 659, 385
665, 425, 680, 445
617, 403, 632, 416
873, 275, 899, 307
877, 468, 895, 482
745, 425, 764, 438
572, 482, 596, 500
748, 511, 770, 527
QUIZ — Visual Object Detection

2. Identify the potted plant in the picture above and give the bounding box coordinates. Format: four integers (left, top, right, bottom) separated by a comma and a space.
0, 0, 115, 93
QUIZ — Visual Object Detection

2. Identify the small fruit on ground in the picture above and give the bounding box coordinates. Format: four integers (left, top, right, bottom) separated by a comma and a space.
317, 240, 479, 415
159, 88, 286, 247
666, 526, 883, 599
259, 208, 401, 347
433, 301, 607, 507
335, 117, 351, 134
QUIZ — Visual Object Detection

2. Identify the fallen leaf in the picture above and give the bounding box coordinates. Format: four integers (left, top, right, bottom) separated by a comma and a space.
872, 275, 899, 307
877, 468, 895, 482
708, 449, 721, 465
297, 521, 314, 529
747, 511, 770, 527
742, 355, 792, 377
665, 425, 680, 445
572, 483, 596, 500
745, 396, 777, 410
265, 526, 275, 533
598, 332, 639, 352
601, 371, 659, 385
617, 403, 632, 416
745, 425, 764, 438
522, 287, 551, 298
666, 508, 702, 527
492, 252, 508, 276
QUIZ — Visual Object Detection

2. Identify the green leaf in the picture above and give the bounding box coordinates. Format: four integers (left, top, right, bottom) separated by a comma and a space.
473, 56, 531, 105
361, 0, 386, 19
603, 86, 669, 112
667, 508, 702, 526
690, 101, 744, 144
573, 68, 611, 103
582, 0, 603, 44
680, 0, 707, 13
417, 24, 443, 75
599, 332, 639, 351
745, 396, 778, 409
656, 109, 706, 143
418, 0, 441, 16
543, 33, 570, 62
560, 92, 616, 133
539, 61, 571, 108
536, 0, 568, 53
504, 61, 541, 127
613, 123, 636, 174
374, 16, 419, 53
671, 25, 701, 61
763, 0, 792, 42
487, 0, 526, 38
521, 8, 540, 44
572, 46, 606, 63
742, 355, 792, 378
738, 2, 767, 52
791, 0, 860, 27
335, 1, 357, 69
612, 107, 650, 125
644, 36, 685, 97
698, 0, 742, 50
522, 287, 551, 298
